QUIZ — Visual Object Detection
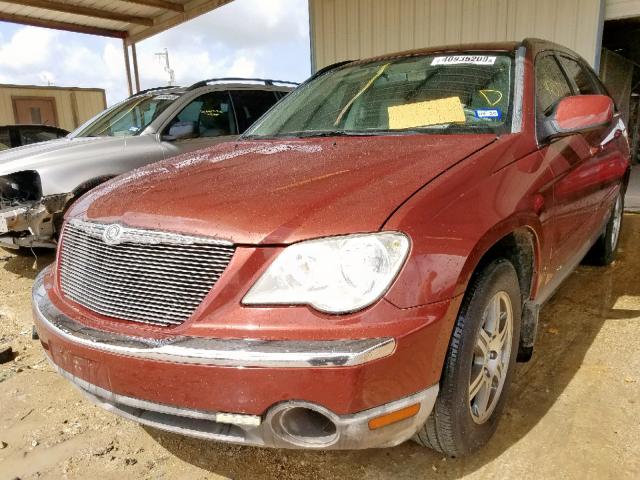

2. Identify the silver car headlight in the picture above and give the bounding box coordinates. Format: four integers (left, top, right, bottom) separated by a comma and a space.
242, 232, 410, 314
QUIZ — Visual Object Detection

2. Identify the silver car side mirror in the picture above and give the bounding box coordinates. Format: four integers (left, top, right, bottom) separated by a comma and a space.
162, 121, 198, 141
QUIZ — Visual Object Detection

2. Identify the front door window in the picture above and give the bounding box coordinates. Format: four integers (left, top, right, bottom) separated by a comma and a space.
167, 92, 237, 138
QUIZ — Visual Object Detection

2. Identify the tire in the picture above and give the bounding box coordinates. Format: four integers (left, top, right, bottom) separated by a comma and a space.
53, 177, 109, 238
586, 192, 623, 266
414, 259, 522, 456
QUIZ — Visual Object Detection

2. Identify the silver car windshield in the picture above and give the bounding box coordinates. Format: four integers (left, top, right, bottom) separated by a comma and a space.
245, 52, 514, 138
74, 93, 179, 138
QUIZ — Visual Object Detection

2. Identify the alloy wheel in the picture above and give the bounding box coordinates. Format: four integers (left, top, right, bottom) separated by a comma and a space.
469, 291, 513, 424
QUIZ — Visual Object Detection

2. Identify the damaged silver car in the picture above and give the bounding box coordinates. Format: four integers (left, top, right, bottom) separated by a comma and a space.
0, 78, 295, 249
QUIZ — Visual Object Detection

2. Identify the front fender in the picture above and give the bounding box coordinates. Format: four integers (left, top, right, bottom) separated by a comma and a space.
383, 148, 553, 309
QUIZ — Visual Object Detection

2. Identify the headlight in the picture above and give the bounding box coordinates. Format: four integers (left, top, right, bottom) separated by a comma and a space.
242, 232, 410, 314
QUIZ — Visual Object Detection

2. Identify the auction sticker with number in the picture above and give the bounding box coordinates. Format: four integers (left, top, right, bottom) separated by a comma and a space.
431, 55, 497, 66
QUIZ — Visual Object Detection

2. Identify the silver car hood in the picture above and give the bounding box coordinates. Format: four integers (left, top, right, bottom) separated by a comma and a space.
0, 136, 126, 176
0, 135, 165, 197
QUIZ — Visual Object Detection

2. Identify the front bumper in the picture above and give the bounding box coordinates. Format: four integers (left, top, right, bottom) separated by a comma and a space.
33, 270, 440, 449
50, 360, 437, 449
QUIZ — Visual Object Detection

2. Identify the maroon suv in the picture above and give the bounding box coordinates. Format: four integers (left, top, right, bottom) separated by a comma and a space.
33, 39, 629, 456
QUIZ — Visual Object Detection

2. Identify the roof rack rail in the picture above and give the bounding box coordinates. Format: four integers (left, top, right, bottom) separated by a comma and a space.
186, 78, 299, 91
129, 86, 181, 98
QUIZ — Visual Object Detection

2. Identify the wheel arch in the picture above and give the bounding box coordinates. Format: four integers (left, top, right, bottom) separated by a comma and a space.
71, 174, 117, 198
454, 217, 542, 361
470, 227, 538, 304
455, 215, 541, 301
53, 174, 117, 235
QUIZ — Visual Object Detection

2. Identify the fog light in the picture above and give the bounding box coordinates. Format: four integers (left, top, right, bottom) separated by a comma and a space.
368, 403, 420, 430
273, 406, 338, 446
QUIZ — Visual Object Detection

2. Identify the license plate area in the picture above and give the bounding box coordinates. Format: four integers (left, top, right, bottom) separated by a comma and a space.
51, 343, 103, 386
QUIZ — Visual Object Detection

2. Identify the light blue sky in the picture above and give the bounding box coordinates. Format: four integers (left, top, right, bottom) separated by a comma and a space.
0, 0, 311, 105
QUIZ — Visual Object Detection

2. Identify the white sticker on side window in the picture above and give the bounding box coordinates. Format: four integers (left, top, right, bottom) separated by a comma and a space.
431, 55, 497, 66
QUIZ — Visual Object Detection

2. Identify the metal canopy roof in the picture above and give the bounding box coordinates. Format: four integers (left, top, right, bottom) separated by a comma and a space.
0, 0, 237, 95
0, 0, 234, 45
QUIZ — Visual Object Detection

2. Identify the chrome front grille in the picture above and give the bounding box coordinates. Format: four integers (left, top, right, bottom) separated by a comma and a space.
59, 219, 235, 327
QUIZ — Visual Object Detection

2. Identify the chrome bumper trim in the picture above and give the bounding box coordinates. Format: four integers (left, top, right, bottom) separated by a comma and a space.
50, 359, 438, 450
33, 268, 396, 368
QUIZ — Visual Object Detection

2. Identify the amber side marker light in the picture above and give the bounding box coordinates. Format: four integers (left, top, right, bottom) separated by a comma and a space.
368, 403, 421, 430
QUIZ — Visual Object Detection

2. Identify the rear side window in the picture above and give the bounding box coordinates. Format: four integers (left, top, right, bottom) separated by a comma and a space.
231, 90, 279, 132
535, 55, 572, 116
557, 56, 599, 95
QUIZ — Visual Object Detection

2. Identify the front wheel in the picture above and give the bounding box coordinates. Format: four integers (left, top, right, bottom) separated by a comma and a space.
414, 259, 522, 456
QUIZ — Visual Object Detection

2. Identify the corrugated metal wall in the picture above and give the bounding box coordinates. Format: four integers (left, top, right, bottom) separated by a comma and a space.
606, 0, 640, 20
310, 0, 604, 70
0, 86, 106, 131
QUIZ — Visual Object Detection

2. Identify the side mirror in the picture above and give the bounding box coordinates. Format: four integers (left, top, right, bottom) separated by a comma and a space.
543, 95, 613, 141
162, 121, 198, 141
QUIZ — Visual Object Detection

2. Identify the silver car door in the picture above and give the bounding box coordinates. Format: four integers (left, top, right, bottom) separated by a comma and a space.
119, 135, 167, 171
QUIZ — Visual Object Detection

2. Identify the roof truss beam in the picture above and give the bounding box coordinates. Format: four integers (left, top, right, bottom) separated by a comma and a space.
4, 0, 154, 26
0, 11, 126, 37
119, 0, 185, 13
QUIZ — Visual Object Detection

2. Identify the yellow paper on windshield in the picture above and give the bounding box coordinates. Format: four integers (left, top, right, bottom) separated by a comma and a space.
388, 97, 465, 129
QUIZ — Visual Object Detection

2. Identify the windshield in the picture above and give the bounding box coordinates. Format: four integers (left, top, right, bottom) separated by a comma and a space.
245, 53, 514, 138
74, 93, 179, 137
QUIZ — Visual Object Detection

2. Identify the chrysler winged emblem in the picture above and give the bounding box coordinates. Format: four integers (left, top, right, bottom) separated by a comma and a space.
103, 224, 123, 245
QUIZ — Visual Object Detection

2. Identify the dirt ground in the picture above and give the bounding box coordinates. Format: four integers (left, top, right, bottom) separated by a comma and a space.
1, 218, 639, 480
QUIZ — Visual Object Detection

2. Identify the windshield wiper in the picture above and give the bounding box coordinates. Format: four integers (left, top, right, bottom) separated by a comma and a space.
241, 134, 285, 140
293, 130, 383, 138
244, 124, 499, 140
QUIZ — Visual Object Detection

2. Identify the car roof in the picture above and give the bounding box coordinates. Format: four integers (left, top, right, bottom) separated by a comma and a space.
128, 78, 297, 100
186, 77, 298, 91
336, 41, 521, 69
0, 124, 68, 130
328, 38, 587, 69
129, 86, 187, 98
522, 38, 591, 63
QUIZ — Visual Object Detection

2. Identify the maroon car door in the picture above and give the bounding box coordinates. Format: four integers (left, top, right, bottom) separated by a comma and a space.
555, 55, 629, 225
534, 53, 617, 288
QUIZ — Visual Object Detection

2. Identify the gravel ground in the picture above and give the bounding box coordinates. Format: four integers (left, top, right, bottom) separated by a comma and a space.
1, 216, 639, 480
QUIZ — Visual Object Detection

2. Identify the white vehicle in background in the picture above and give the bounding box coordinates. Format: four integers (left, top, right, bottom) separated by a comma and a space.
0, 78, 296, 249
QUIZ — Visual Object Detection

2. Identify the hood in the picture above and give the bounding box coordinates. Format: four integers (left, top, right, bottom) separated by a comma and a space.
75, 135, 498, 244
0, 136, 126, 177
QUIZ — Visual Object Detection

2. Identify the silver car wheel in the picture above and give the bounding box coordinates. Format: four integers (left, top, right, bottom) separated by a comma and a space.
610, 194, 623, 251
469, 291, 513, 424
